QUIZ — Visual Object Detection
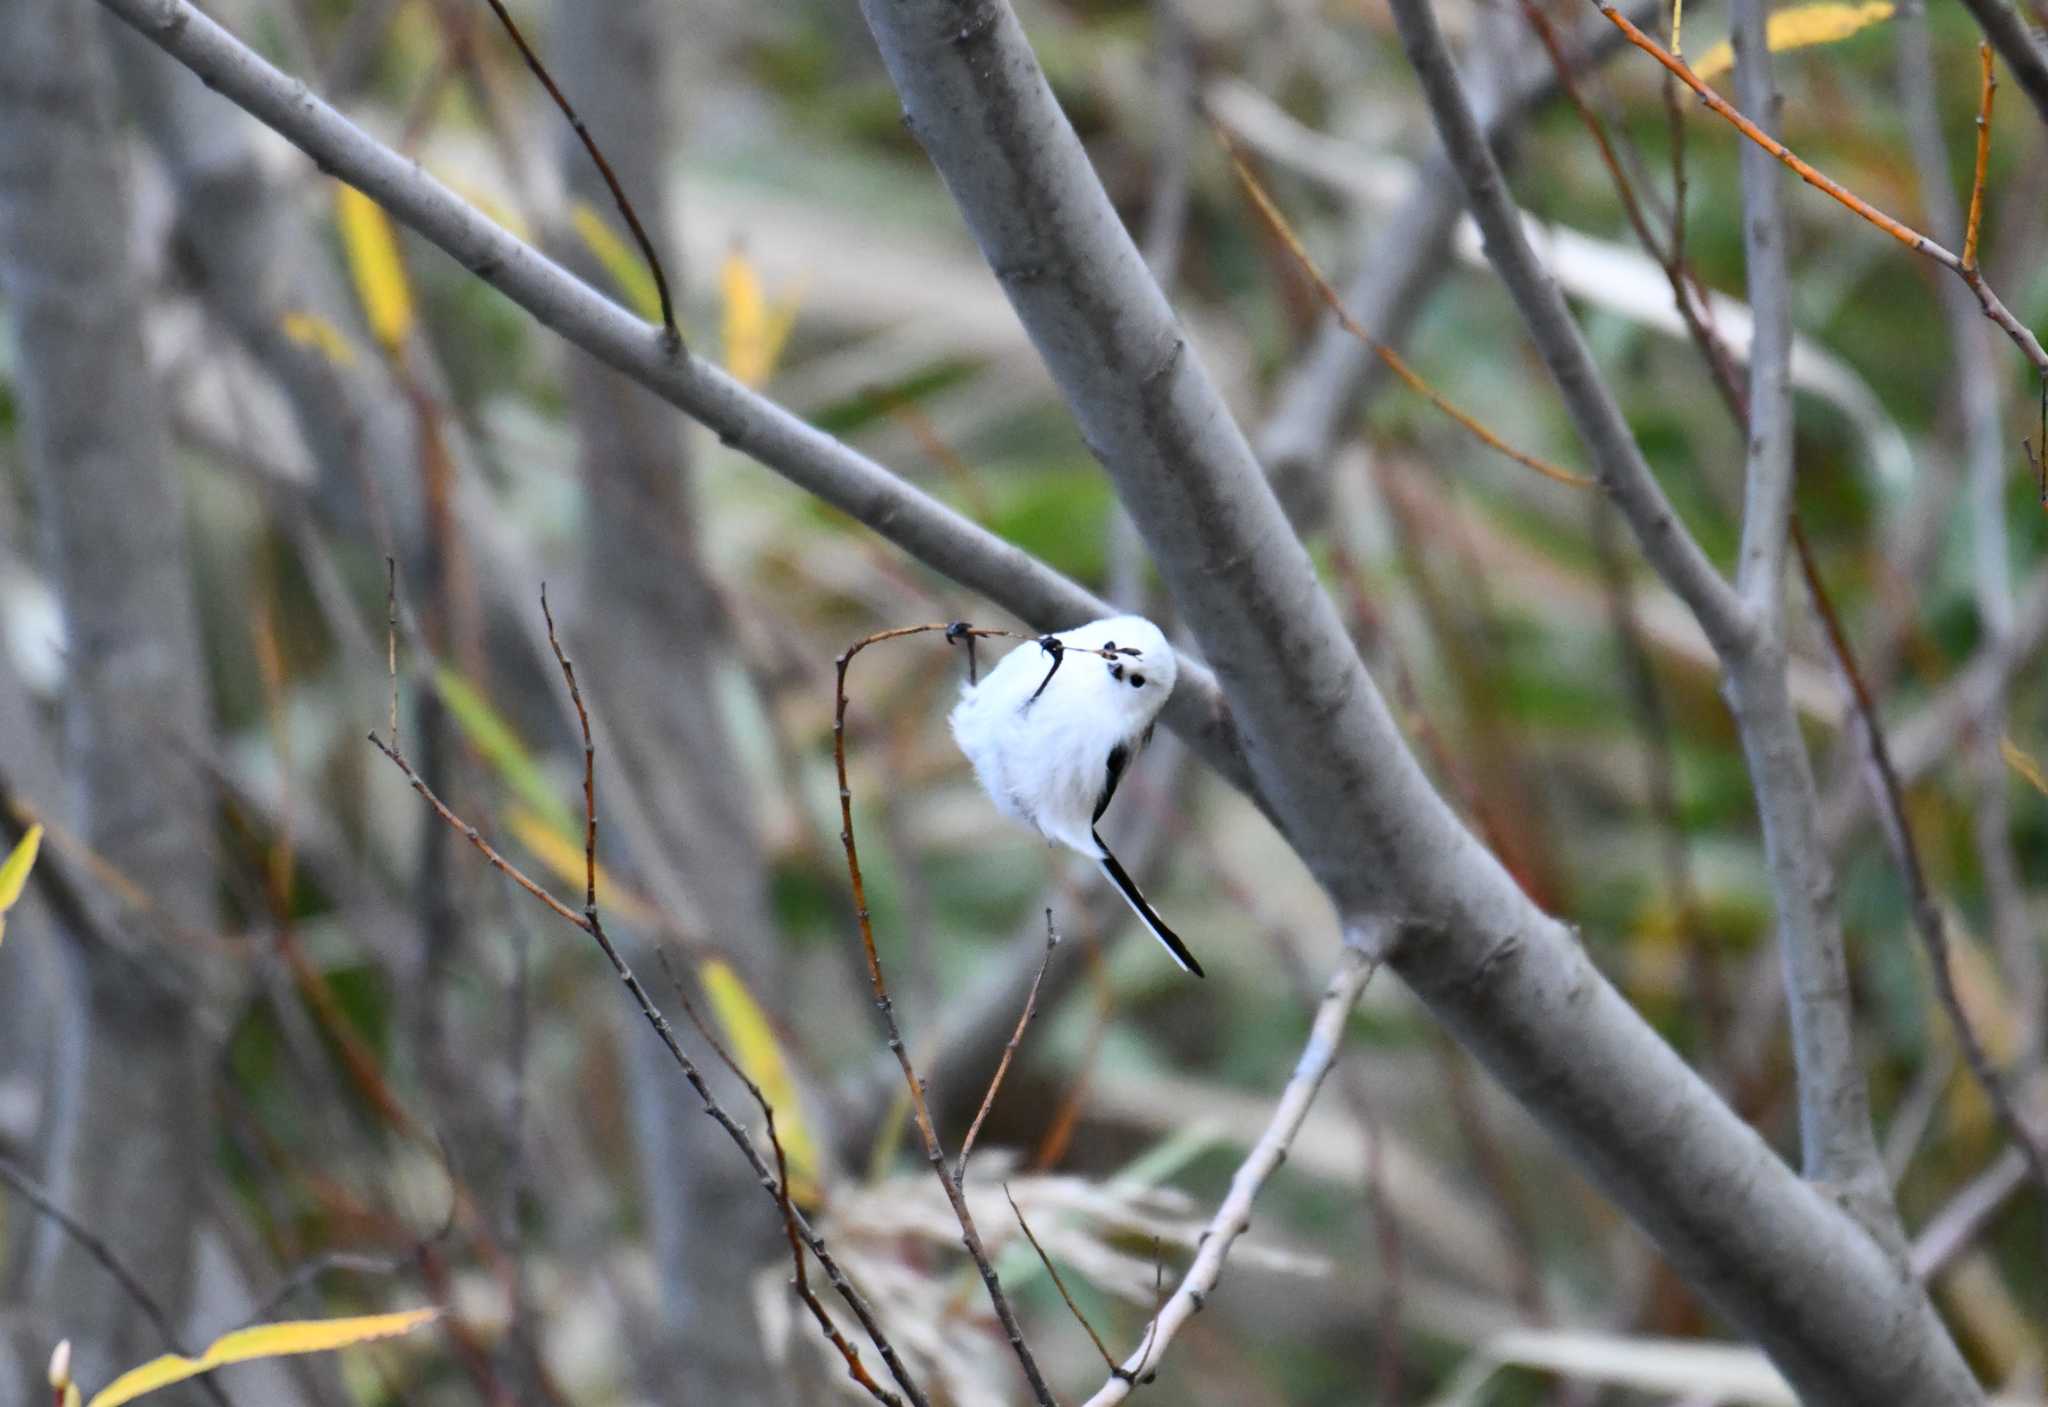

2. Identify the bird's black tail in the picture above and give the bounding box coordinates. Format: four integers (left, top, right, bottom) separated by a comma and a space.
1094, 830, 1204, 978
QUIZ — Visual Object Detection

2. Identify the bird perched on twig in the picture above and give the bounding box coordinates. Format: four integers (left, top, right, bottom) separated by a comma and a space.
948, 615, 1202, 977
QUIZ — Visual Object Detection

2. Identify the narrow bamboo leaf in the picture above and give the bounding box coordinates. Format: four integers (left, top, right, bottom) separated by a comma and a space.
701, 957, 823, 1201
278, 310, 360, 367
2000, 735, 2048, 796
431, 666, 578, 836
0, 823, 43, 945
570, 200, 664, 323
719, 247, 800, 389
334, 185, 415, 353
87, 1308, 439, 1407
504, 804, 658, 925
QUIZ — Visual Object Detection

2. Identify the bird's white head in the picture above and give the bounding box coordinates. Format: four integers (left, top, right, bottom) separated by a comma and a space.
1056, 615, 1178, 719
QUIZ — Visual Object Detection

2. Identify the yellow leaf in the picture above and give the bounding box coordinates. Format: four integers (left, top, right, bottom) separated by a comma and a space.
279, 311, 359, 367
701, 958, 822, 1203
570, 201, 664, 324
2000, 735, 2048, 796
432, 666, 578, 837
430, 169, 534, 243
504, 804, 658, 926
87, 1308, 439, 1407
335, 185, 414, 354
719, 247, 801, 389
1691, 1, 1894, 80
0, 823, 42, 946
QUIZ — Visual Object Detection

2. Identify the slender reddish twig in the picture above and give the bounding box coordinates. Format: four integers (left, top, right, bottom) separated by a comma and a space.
654, 951, 904, 1407
1212, 119, 1591, 489
1792, 526, 2048, 1199
958, 910, 1059, 1176
473, 0, 678, 343
371, 593, 929, 1407
1594, 2, 2048, 375
1964, 43, 1996, 272
835, 625, 1057, 1407
1004, 1183, 1120, 1373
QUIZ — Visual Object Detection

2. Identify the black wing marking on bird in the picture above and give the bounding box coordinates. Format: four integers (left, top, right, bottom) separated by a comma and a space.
1094, 741, 1130, 825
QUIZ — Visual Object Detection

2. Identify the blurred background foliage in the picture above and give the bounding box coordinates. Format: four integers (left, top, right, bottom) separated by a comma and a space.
1, 0, 2044, 1401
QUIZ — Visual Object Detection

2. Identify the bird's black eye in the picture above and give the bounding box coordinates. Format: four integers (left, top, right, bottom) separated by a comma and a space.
1129, 673, 1146, 688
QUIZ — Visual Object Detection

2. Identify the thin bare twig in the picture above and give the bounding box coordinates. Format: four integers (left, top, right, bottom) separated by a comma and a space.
834, 626, 1056, 1407
651, 949, 903, 1407
1964, 43, 1996, 272
1792, 530, 2048, 1200
369, 594, 928, 1407
386, 555, 400, 748
1214, 120, 1590, 490
957, 911, 1059, 1176
0, 1156, 235, 1407
1004, 1184, 1120, 1373
1593, 1, 2048, 376
1079, 946, 1379, 1404
472, 0, 677, 342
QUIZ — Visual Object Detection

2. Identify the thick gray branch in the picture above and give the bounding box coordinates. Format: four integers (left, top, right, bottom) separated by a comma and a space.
87, 0, 1258, 808
855, 0, 1974, 1400
1720, 0, 1888, 1205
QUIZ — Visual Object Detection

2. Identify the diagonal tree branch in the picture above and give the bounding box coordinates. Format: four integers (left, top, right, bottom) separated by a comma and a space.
856, 0, 1975, 1397
88, 0, 1259, 810
1714, 0, 1891, 1208
1394, 0, 1895, 1220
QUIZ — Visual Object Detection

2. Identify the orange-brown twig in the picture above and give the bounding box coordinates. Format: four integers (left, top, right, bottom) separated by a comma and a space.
1595, 2, 2048, 374
1964, 43, 1996, 272
834, 625, 1056, 1406
1214, 120, 1592, 489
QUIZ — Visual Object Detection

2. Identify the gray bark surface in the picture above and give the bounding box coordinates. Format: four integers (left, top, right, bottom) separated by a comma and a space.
0, 0, 216, 1395
550, 1, 779, 1395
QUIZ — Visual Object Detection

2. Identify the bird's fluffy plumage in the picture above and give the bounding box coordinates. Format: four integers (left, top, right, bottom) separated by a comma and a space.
949, 616, 1201, 976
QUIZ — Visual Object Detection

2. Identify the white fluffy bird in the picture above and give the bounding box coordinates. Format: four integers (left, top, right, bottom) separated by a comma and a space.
948, 615, 1202, 977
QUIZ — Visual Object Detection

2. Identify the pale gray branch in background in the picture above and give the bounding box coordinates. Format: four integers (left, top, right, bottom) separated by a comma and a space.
1256, 0, 1658, 512
1718, 0, 1891, 1210
1383, 0, 1747, 657
0, 0, 216, 1393
547, 0, 780, 1396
